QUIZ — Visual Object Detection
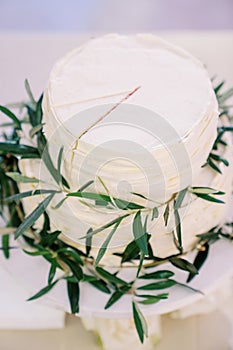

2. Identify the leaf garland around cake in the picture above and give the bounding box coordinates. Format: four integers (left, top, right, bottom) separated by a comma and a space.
0, 79, 233, 343
203, 80, 233, 173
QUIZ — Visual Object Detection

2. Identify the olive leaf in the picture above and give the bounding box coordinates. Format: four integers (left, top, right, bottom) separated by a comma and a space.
189, 187, 225, 195
80, 214, 129, 240
192, 192, 225, 204
218, 87, 233, 104
95, 266, 128, 286
139, 270, 174, 280
95, 222, 120, 266
27, 280, 58, 301
0, 142, 40, 158
104, 285, 131, 309
6, 172, 40, 183
132, 301, 148, 344
138, 293, 169, 305
48, 261, 57, 284
137, 279, 177, 290
163, 203, 169, 226
14, 193, 55, 239
133, 211, 148, 256
67, 191, 144, 210
209, 153, 229, 166
187, 243, 209, 283
4, 189, 59, 203
2, 234, 10, 259
67, 280, 80, 314
0, 105, 22, 129
88, 280, 111, 294
174, 207, 183, 253
174, 188, 187, 210
169, 257, 198, 275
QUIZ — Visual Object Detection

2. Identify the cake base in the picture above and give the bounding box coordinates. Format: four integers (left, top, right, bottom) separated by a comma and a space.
1, 238, 233, 318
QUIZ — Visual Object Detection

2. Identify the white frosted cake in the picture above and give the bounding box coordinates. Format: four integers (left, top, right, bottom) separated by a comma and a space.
20, 34, 232, 263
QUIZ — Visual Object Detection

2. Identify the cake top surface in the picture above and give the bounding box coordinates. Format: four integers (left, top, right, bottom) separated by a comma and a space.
46, 33, 217, 149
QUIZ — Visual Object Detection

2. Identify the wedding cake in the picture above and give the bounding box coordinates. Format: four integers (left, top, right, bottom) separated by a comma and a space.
20, 34, 232, 261
2, 33, 233, 349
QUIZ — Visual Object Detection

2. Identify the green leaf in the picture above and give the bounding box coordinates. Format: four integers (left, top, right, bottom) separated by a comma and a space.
48, 261, 57, 284
0, 105, 21, 129
35, 94, 43, 125
131, 192, 153, 202
97, 176, 114, 205
2, 234, 10, 259
163, 203, 169, 226
137, 279, 177, 290
132, 301, 148, 344
29, 124, 43, 138
218, 87, 233, 104
196, 231, 219, 241
0, 142, 40, 158
214, 81, 225, 95
4, 189, 58, 203
85, 228, 93, 256
190, 187, 225, 195
95, 266, 128, 285
81, 214, 129, 240
89, 280, 111, 294
67, 191, 144, 210
53, 197, 67, 209
136, 252, 145, 278
27, 280, 58, 301
40, 230, 61, 247
95, 222, 120, 266
209, 153, 229, 166
139, 270, 174, 280
174, 208, 183, 252
207, 158, 222, 174
104, 290, 125, 309
25, 79, 36, 106
175, 281, 203, 295
187, 243, 209, 283
138, 299, 158, 305
26, 93, 43, 127
169, 257, 198, 275
138, 295, 167, 305
133, 211, 148, 255
120, 240, 140, 263
143, 214, 148, 233
193, 193, 225, 204
14, 193, 55, 239
137, 293, 168, 300
78, 180, 94, 192
57, 146, 64, 184
67, 280, 80, 314
37, 133, 69, 189
6, 172, 40, 183
95, 199, 109, 207
40, 211, 50, 234
218, 126, 233, 132
60, 257, 83, 281
57, 247, 83, 266
23, 249, 51, 257
82, 274, 98, 282
152, 207, 159, 220
174, 188, 187, 210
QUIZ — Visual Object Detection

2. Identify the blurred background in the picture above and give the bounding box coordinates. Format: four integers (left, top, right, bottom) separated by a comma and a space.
0, 0, 233, 32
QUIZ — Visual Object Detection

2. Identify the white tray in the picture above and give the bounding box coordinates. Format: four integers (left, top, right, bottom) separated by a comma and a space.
1, 238, 233, 318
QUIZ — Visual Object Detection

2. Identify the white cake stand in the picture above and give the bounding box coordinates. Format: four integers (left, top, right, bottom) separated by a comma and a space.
1, 238, 233, 318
